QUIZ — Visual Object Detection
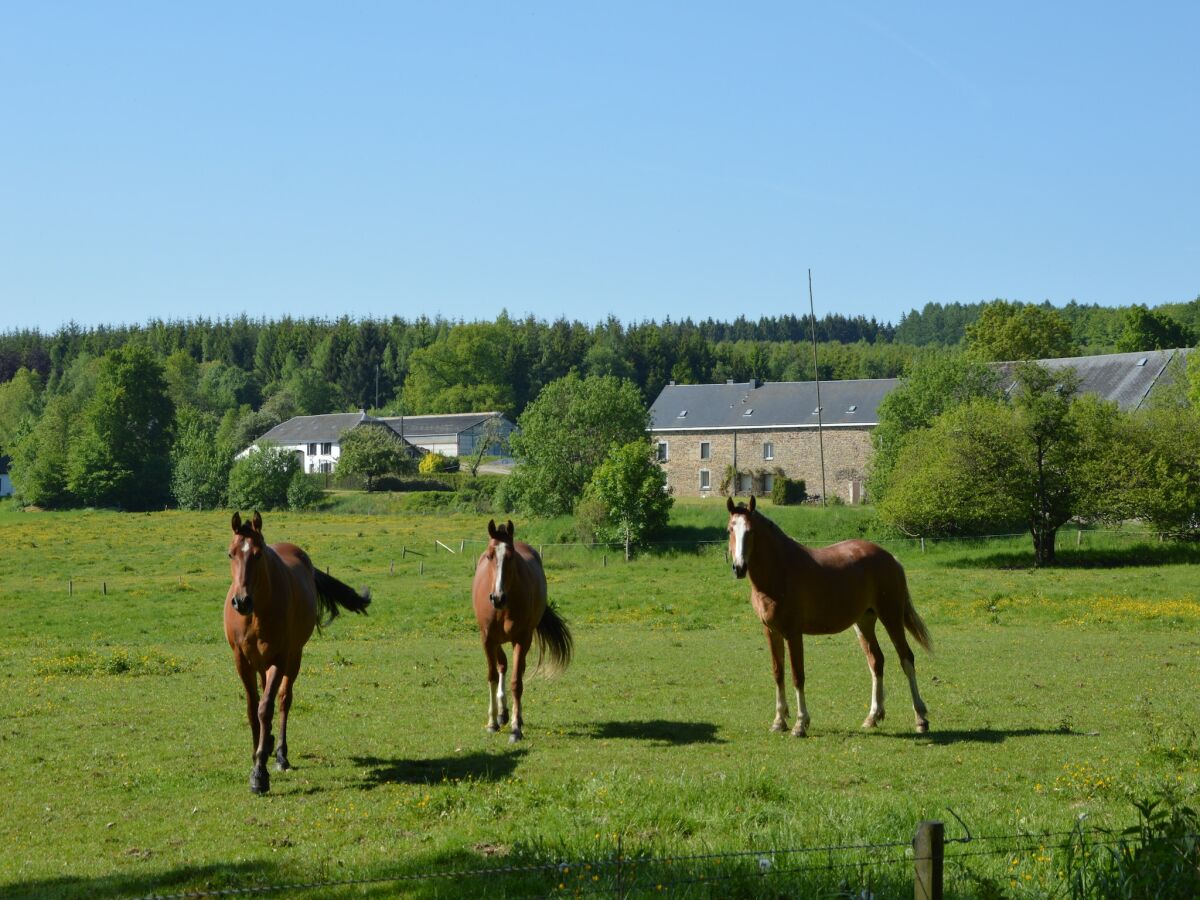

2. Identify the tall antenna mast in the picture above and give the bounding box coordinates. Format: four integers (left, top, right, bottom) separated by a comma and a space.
808, 268, 827, 507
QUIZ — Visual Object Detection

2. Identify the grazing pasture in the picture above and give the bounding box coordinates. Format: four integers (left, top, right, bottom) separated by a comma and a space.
0, 501, 1197, 898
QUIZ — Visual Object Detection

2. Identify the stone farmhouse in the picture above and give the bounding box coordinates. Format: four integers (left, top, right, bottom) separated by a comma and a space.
242, 411, 515, 473
649, 348, 1189, 503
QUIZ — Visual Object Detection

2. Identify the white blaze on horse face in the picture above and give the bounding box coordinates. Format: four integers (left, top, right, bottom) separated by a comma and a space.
731, 516, 750, 568
492, 542, 507, 599
242, 539, 251, 554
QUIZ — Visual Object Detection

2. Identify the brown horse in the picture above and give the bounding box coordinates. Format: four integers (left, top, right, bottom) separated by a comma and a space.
225, 511, 370, 793
472, 519, 573, 742
726, 495, 932, 736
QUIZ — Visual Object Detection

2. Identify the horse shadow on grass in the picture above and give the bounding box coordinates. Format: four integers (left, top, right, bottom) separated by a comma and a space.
352, 749, 527, 789
572, 719, 726, 746
876, 725, 1097, 745
6, 861, 283, 900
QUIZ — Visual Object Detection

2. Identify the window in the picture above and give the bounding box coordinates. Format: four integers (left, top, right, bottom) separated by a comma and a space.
320, 461, 333, 474
657, 441, 668, 462
699, 441, 711, 460
763, 442, 773, 460
764, 474, 774, 492
737, 473, 753, 493
322, 442, 332, 455
307, 443, 317, 456
699, 469, 711, 491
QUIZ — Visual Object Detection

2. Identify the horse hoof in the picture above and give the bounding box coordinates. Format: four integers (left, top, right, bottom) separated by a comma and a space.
498, 711, 509, 726
486, 723, 499, 733
770, 721, 787, 733
250, 768, 270, 794
274, 758, 291, 772
915, 721, 929, 734
862, 716, 881, 729
790, 725, 807, 738
509, 730, 523, 743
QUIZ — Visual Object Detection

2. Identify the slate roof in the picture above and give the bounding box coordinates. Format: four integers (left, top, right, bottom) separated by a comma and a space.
254, 412, 377, 445
379, 412, 505, 437
995, 348, 1189, 411
649, 379, 898, 431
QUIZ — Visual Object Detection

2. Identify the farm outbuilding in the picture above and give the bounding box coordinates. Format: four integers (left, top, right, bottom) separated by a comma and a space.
648, 348, 1190, 503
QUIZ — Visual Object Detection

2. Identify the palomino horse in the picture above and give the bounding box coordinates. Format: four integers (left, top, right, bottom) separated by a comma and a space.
726, 496, 932, 736
225, 511, 371, 793
472, 519, 573, 742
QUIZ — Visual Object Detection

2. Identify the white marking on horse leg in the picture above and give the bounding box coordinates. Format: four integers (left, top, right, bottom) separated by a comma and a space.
902, 658, 929, 730
773, 681, 789, 730
496, 676, 508, 721
487, 677, 499, 729
792, 687, 810, 736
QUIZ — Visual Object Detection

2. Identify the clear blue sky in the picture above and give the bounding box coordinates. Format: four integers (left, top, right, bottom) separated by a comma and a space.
2, 3, 1197, 332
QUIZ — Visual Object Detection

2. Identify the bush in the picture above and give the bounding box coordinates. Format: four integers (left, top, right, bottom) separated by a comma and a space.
419, 452, 459, 474
287, 472, 324, 510
771, 477, 807, 506
227, 446, 299, 511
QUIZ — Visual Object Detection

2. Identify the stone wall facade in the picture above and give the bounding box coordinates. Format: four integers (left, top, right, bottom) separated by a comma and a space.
651, 426, 874, 502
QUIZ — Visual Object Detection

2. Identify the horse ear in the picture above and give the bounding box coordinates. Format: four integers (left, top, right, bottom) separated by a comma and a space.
251, 511, 263, 534
487, 519, 498, 539
506, 520, 514, 541
748, 494, 756, 513
726, 496, 735, 514
231, 512, 242, 533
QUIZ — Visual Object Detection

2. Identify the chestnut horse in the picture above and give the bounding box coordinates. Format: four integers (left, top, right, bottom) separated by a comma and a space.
225, 511, 371, 793
726, 496, 932, 736
472, 519, 573, 742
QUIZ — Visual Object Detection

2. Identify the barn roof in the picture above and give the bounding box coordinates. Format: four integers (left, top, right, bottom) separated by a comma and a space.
378, 412, 507, 437
254, 412, 377, 445
994, 348, 1189, 411
649, 378, 898, 431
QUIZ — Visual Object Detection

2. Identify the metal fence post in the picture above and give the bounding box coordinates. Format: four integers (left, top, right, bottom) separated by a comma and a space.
913, 820, 944, 900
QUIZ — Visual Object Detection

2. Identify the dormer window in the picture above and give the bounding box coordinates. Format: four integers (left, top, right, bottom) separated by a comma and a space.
812, 407, 822, 415
677, 410, 688, 418
1136, 358, 1148, 367
743, 408, 754, 416
847, 405, 857, 412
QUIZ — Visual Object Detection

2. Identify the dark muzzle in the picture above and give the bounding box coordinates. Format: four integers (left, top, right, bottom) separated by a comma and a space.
231, 594, 254, 616
732, 563, 747, 579
489, 592, 507, 610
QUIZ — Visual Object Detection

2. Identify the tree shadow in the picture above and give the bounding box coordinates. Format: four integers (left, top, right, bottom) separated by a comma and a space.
945, 543, 1200, 570
643, 524, 726, 556
877, 725, 1098, 745
6, 861, 282, 900
351, 749, 527, 788
578, 719, 726, 745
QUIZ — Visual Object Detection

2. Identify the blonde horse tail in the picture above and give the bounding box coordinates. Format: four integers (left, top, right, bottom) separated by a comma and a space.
535, 602, 574, 675
903, 587, 933, 654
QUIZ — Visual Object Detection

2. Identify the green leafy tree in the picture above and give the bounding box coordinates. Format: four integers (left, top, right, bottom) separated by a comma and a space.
1116, 305, 1195, 353
964, 301, 1076, 361
507, 373, 649, 516
335, 424, 413, 490
9, 393, 77, 507
0, 367, 43, 456
581, 440, 673, 559
867, 351, 1002, 501
170, 406, 231, 510
400, 323, 516, 415
286, 472, 324, 510
67, 344, 175, 510
1128, 403, 1200, 535
227, 445, 299, 510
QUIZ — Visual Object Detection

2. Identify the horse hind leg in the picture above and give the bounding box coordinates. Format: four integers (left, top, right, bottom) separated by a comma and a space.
880, 612, 929, 733
785, 634, 810, 737
854, 618, 886, 729
275, 661, 300, 771
508, 640, 528, 742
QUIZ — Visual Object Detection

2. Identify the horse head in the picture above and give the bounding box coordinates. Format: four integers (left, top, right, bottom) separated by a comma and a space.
228, 511, 265, 616
726, 495, 756, 579
485, 518, 516, 609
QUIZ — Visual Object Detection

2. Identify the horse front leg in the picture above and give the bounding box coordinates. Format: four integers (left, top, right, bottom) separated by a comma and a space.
275, 657, 300, 771
785, 634, 810, 737
251, 664, 283, 794
484, 642, 501, 732
233, 653, 261, 758
508, 639, 528, 743
495, 645, 509, 727
766, 626, 789, 733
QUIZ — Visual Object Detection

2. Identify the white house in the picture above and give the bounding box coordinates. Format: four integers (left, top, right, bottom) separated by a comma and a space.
240, 411, 515, 472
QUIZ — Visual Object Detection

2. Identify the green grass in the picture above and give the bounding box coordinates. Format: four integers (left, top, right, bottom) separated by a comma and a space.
0, 501, 1197, 898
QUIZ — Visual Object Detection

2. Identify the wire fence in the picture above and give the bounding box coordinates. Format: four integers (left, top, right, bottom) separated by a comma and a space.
129, 820, 1198, 899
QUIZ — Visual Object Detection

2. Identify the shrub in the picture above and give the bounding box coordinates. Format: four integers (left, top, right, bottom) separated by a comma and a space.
287, 472, 324, 510
419, 452, 459, 474
227, 445, 299, 511
771, 477, 807, 506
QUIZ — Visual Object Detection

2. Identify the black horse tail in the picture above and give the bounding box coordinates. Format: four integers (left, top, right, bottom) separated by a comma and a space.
534, 602, 573, 675
313, 568, 371, 629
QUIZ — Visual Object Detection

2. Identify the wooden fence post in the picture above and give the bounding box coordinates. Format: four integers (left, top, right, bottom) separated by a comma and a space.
913, 820, 944, 900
